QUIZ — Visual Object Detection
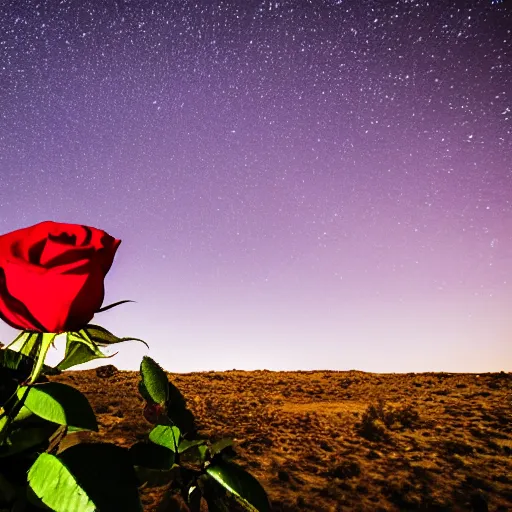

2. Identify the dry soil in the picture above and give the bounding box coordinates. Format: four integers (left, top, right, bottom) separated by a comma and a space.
49, 367, 512, 512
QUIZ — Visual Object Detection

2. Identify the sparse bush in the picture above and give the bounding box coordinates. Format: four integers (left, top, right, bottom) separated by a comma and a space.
356, 399, 420, 440
357, 401, 389, 441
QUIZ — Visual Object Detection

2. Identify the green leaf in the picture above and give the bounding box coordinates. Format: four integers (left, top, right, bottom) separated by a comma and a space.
140, 356, 169, 405
83, 324, 149, 349
138, 380, 152, 403
17, 382, 98, 431
67, 425, 88, 433
57, 333, 111, 370
4, 332, 58, 383
210, 438, 235, 457
5, 331, 36, 356
0, 347, 33, 373
57, 325, 147, 371
0, 425, 54, 458
0, 349, 34, 390
29, 443, 142, 512
12, 405, 33, 423
178, 438, 207, 454
178, 439, 209, 465
0, 414, 8, 436
61, 443, 142, 511
206, 461, 271, 512
129, 441, 175, 470
198, 444, 209, 463
149, 425, 181, 452
28, 452, 95, 512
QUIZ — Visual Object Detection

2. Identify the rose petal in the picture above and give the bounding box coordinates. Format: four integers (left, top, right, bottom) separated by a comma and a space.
0, 268, 46, 331
1, 260, 104, 332
39, 238, 95, 268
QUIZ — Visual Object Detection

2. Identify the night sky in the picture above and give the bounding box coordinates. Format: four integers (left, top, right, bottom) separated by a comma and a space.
0, 1, 510, 373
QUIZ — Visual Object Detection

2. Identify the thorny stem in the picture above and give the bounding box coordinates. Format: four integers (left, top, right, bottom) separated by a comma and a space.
0, 332, 44, 444
0, 384, 31, 445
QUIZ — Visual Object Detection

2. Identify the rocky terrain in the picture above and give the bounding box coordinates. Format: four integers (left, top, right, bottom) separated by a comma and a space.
49, 368, 512, 511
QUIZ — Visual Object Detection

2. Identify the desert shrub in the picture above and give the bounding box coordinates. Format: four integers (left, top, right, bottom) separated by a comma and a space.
356, 399, 421, 440
357, 402, 389, 441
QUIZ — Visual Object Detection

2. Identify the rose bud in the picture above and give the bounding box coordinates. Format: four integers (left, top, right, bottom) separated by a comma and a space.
143, 402, 165, 424
0, 221, 121, 333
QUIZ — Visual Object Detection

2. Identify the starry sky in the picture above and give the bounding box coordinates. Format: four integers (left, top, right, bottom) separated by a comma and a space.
0, 0, 510, 373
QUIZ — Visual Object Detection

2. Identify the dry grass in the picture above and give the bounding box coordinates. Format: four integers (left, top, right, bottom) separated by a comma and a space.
49, 368, 512, 512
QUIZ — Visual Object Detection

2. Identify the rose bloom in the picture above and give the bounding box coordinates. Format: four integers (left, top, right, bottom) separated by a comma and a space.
0, 221, 120, 333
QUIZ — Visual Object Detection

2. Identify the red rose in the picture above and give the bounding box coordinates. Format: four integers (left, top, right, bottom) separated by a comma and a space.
0, 221, 121, 333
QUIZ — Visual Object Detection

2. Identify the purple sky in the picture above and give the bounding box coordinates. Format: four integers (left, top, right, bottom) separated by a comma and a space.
0, 1, 510, 373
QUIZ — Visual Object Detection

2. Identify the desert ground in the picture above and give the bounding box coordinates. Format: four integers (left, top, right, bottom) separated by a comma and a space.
49, 367, 512, 512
